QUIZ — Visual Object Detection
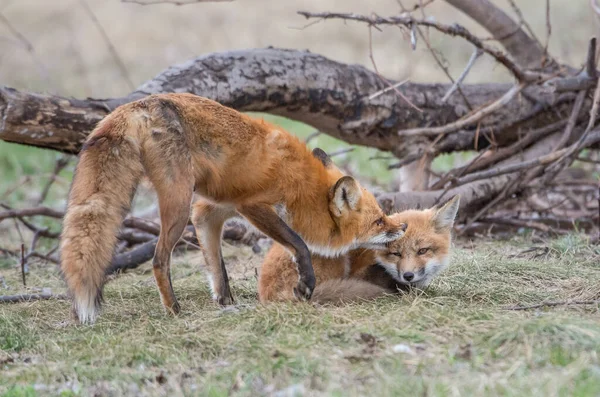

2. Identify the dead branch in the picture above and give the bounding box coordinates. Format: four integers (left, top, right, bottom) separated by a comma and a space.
397, 0, 473, 109
453, 146, 570, 186
36, 157, 70, 205
442, 48, 483, 103
0, 206, 63, 222
0, 291, 67, 303
397, 84, 524, 137
297, 11, 547, 82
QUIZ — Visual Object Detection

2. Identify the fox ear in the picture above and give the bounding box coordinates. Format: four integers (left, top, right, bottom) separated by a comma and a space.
330, 176, 362, 216
432, 195, 460, 230
312, 147, 332, 167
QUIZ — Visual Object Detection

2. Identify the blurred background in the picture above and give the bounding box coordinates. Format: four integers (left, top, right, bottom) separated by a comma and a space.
0, 0, 597, 192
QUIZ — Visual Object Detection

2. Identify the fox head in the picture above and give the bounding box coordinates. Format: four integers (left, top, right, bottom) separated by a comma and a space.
309, 148, 407, 257
375, 195, 460, 289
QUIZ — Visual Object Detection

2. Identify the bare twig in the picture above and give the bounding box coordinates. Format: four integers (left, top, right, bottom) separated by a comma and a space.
79, 0, 135, 90
368, 79, 409, 100
441, 48, 483, 103
544, 0, 551, 56
297, 11, 547, 82
328, 148, 355, 158
452, 147, 568, 186
397, 84, 524, 138
0, 291, 67, 303
505, 0, 542, 49
0, 12, 55, 90
504, 300, 600, 311
367, 26, 422, 112
408, 0, 436, 12
36, 157, 70, 205
304, 130, 322, 143
20, 244, 26, 286
0, 206, 63, 222
552, 89, 587, 151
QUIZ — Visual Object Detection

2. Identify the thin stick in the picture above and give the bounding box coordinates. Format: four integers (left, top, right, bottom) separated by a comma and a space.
368, 79, 409, 100
328, 148, 355, 157
505, 0, 543, 48
504, 300, 600, 311
0, 206, 64, 222
36, 157, 69, 205
397, 84, 524, 137
297, 11, 546, 83
0, 292, 68, 303
552, 89, 587, 151
397, 0, 472, 109
452, 147, 568, 187
367, 26, 422, 112
0, 12, 55, 90
460, 177, 519, 235
80, 0, 135, 90
552, 76, 600, 167
442, 48, 483, 103
20, 244, 26, 287
305, 130, 322, 143
544, 0, 551, 56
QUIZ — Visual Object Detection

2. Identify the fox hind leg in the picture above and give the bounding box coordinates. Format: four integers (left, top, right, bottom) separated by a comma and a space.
192, 201, 236, 305
151, 178, 193, 315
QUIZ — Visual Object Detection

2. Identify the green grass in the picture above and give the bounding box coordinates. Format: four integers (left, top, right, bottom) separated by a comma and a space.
0, 236, 598, 396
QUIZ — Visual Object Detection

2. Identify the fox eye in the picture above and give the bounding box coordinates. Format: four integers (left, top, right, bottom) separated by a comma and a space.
392, 252, 402, 257
374, 217, 384, 226
417, 248, 429, 255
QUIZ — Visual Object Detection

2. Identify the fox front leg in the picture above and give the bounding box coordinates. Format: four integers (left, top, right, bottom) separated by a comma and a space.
237, 204, 315, 300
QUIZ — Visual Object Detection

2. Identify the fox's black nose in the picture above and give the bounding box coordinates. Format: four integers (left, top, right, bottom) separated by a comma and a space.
403, 272, 414, 281
399, 223, 408, 232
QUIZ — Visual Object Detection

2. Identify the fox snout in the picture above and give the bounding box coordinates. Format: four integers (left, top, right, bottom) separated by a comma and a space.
386, 222, 407, 240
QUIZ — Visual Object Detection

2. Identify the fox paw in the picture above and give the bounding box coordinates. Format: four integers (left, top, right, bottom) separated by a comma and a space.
293, 280, 313, 301
166, 300, 181, 316
216, 295, 235, 306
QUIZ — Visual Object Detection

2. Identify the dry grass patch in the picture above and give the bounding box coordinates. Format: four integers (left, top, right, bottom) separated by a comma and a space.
0, 236, 599, 396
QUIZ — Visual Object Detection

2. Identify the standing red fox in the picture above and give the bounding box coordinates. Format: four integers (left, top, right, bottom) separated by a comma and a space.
60, 93, 405, 324
258, 196, 460, 303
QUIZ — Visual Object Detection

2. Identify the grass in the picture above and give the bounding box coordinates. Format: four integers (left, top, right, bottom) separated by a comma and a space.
0, 236, 598, 396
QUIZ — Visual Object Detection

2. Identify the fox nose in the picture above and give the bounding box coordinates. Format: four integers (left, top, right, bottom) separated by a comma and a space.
403, 272, 414, 281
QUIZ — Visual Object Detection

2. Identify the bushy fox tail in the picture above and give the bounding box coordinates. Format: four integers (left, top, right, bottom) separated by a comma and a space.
60, 113, 144, 324
310, 279, 390, 304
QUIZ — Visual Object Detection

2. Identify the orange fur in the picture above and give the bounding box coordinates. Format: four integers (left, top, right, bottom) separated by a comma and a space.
60, 93, 405, 324
258, 196, 460, 303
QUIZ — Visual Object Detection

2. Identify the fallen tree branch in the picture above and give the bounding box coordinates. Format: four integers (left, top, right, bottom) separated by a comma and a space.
0, 291, 67, 303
